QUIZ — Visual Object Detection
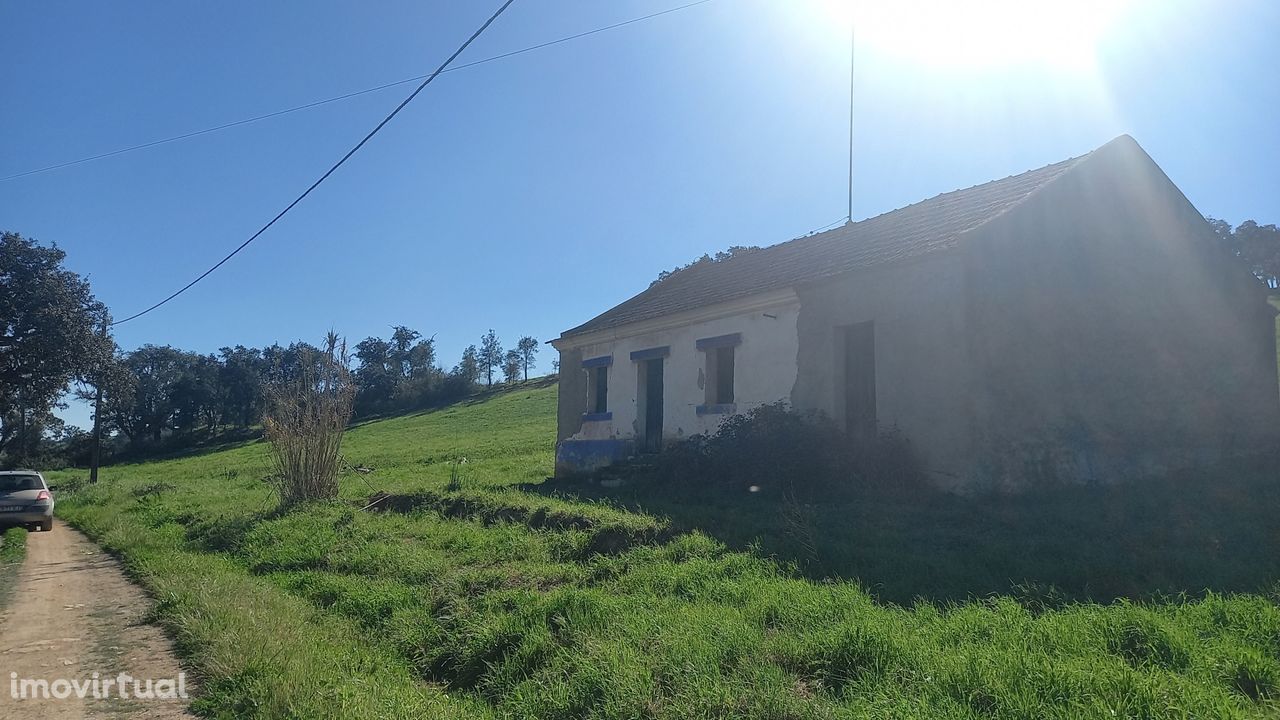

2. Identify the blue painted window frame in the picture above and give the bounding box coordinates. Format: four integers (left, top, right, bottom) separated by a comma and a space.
695, 332, 741, 351
629, 346, 670, 362
697, 333, 740, 408
696, 403, 736, 416
582, 357, 610, 416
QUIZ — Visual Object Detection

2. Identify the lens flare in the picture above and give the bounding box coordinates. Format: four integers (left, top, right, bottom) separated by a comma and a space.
814, 0, 1131, 71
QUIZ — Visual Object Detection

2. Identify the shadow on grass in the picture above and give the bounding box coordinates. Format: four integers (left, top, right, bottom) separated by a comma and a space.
74, 426, 266, 473
180, 508, 282, 555
524, 452, 1280, 605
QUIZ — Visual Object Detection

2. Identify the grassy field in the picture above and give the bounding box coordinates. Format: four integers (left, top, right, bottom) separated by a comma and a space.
546, 454, 1280, 605
46, 380, 1280, 718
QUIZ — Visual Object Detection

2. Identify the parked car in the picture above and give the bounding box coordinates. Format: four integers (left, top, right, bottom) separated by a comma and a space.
0, 470, 54, 532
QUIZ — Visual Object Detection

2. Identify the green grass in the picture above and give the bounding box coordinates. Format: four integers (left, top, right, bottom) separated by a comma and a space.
0, 525, 25, 564
46, 380, 1280, 718
543, 456, 1280, 604
0, 526, 28, 610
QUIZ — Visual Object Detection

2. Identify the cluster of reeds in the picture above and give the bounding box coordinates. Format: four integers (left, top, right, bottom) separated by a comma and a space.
263, 332, 355, 507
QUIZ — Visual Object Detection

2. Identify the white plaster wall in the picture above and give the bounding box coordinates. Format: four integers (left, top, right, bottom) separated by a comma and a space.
565, 299, 801, 444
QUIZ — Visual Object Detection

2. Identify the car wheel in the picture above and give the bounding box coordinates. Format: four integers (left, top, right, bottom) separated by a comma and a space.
39, 519, 53, 532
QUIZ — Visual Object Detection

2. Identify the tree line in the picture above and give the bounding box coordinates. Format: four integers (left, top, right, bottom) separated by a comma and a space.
1, 228, 545, 468
1207, 218, 1280, 290
3, 217, 1277, 469
352, 327, 539, 417
69, 327, 542, 464
0, 232, 112, 465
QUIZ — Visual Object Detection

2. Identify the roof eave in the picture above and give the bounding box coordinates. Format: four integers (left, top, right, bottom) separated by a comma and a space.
554, 286, 800, 349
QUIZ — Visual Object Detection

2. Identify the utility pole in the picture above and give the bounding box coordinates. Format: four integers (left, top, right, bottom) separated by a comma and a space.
89, 320, 107, 484
89, 384, 104, 484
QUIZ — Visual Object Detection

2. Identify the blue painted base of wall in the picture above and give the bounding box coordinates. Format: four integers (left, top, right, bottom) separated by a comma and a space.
555, 439, 633, 477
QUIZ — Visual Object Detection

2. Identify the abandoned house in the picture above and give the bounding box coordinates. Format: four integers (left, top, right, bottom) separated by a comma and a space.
551, 135, 1280, 487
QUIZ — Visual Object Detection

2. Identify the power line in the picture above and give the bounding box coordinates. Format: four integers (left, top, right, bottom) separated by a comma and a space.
1, 0, 713, 183
807, 215, 849, 236
111, 0, 519, 326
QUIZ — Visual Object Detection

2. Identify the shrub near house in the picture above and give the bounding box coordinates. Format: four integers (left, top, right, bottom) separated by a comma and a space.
647, 402, 922, 500
553, 137, 1280, 487
46, 382, 1280, 718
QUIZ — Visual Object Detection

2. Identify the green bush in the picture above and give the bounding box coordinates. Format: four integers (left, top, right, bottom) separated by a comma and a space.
652, 402, 924, 500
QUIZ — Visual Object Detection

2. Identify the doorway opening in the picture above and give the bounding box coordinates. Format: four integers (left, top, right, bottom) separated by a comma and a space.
637, 358, 665, 453
843, 321, 877, 442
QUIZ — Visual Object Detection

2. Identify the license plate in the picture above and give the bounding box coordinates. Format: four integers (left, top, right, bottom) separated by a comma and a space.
0, 506, 22, 512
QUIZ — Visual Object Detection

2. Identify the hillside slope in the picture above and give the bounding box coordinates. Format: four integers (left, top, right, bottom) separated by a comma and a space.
47, 381, 1280, 719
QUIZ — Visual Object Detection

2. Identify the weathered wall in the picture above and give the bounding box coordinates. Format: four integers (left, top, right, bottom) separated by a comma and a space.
959, 136, 1280, 486
791, 253, 977, 483
554, 136, 1278, 485
793, 137, 1279, 488
556, 345, 585, 442
554, 295, 801, 474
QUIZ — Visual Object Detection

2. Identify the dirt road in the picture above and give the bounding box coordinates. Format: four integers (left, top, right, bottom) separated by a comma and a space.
0, 526, 193, 719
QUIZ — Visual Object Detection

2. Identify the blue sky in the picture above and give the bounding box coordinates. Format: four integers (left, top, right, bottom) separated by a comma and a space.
3, 0, 1277, 429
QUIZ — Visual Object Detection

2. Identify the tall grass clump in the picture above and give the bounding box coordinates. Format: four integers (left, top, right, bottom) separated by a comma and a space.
446, 457, 468, 492
0, 526, 27, 565
264, 333, 356, 507
0, 526, 29, 610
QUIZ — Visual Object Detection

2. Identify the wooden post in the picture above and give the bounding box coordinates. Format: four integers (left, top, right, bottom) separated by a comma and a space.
17, 395, 26, 467
89, 321, 107, 484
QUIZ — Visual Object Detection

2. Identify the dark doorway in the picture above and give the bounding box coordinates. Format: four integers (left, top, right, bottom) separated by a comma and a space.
844, 321, 877, 442
642, 358, 664, 453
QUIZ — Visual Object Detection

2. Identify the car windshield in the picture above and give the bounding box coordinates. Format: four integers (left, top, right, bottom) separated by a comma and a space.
0, 474, 42, 493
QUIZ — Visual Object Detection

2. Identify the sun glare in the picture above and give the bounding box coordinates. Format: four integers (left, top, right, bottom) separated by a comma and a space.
817, 0, 1130, 71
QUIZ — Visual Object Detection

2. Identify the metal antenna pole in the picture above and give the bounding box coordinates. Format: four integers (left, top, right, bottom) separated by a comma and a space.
847, 15, 856, 224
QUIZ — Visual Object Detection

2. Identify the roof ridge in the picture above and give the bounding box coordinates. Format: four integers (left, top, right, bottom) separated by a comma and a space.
776, 150, 1093, 249
560, 143, 1107, 339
